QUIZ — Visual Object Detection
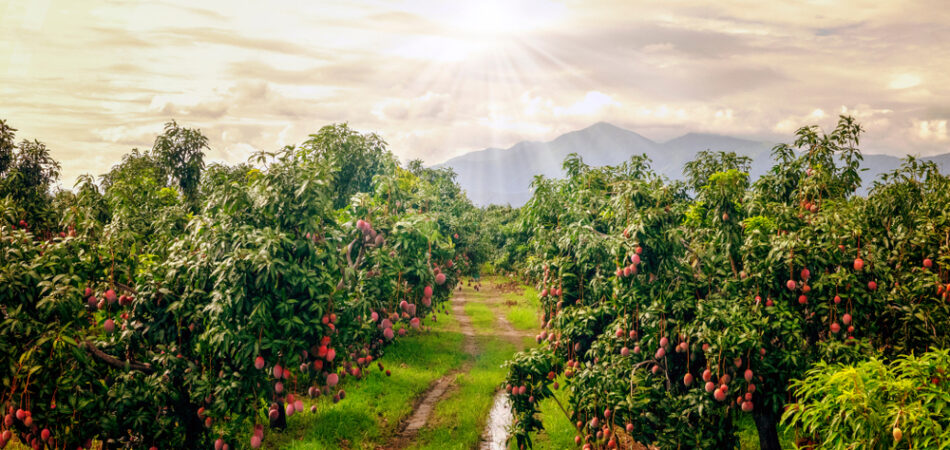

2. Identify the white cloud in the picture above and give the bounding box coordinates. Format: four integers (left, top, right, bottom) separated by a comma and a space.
92, 124, 163, 146
553, 91, 620, 117
3, 0, 950, 186
914, 119, 948, 142
889, 73, 922, 89
372, 92, 452, 121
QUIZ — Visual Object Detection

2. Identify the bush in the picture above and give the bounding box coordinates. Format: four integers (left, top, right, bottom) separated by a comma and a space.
783, 350, 950, 449
502, 116, 950, 449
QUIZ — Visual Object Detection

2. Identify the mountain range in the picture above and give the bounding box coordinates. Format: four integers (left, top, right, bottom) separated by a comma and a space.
435, 122, 950, 206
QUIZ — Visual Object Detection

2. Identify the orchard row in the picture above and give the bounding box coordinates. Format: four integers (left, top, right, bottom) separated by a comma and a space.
0, 121, 487, 449
500, 117, 950, 449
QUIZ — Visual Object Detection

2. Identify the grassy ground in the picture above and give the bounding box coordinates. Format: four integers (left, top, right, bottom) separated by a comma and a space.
737, 414, 796, 449
260, 303, 465, 449
521, 388, 796, 449
261, 276, 544, 449
409, 336, 517, 450
500, 283, 541, 331
475, 275, 541, 332
404, 277, 539, 450
513, 376, 577, 450
463, 300, 496, 334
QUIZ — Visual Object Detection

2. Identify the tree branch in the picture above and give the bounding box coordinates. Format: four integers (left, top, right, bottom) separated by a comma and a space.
337, 236, 368, 290
84, 341, 154, 373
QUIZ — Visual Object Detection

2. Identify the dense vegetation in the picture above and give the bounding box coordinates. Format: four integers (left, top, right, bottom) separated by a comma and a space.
4, 114, 949, 449
501, 116, 950, 449
0, 120, 486, 449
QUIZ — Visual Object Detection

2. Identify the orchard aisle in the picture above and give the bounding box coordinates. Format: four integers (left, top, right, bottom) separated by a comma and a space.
387, 290, 479, 447
387, 277, 538, 450
261, 277, 540, 450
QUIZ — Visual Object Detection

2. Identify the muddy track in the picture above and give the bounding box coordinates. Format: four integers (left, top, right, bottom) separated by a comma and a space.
477, 295, 530, 450
381, 294, 478, 449
382, 280, 536, 450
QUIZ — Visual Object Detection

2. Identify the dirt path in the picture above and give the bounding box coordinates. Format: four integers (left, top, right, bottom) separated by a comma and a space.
478, 284, 533, 450
383, 293, 478, 449
382, 278, 536, 450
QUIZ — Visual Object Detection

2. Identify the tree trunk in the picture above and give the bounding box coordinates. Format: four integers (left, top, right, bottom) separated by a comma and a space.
269, 400, 287, 430
181, 399, 205, 447
753, 408, 782, 450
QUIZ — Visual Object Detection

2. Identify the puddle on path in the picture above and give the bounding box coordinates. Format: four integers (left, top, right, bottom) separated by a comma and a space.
480, 390, 513, 450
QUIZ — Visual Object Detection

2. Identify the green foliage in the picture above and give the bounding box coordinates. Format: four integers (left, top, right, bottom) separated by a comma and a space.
783, 350, 950, 449
0, 120, 14, 175
0, 120, 475, 449
0, 121, 62, 231
299, 123, 394, 210
480, 205, 525, 272
151, 120, 208, 204
683, 150, 751, 193
502, 116, 950, 449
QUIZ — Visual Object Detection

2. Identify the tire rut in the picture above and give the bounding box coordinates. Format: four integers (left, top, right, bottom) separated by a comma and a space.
381, 293, 477, 449
477, 291, 528, 450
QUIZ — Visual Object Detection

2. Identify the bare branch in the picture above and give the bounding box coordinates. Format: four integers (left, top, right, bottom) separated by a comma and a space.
84, 341, 154, 373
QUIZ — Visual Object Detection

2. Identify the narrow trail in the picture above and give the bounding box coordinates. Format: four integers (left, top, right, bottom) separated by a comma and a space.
382, 278, 536, 450
478, 286, 533, 450
385, 293, 479, 449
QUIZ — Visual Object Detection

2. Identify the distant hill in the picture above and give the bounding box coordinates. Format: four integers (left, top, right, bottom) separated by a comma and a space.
436, 122, 950, 206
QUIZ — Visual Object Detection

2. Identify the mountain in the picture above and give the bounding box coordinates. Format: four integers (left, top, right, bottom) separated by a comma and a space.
436, 122, 950, 207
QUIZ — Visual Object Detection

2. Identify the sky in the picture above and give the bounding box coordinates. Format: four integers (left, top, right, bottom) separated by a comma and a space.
1, 0, 949, 187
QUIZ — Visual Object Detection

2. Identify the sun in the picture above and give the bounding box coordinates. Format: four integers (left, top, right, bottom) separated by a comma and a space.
448, 0, 566, 39
390, 0, 567, 63
456, 1, 522, 37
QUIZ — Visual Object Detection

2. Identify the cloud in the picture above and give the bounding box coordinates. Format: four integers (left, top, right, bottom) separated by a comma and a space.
889, 74, 922, 90
553, 91, 620, 116
2, 0, 950, 186
913, 119, 948, 142
372, 92, 451, 121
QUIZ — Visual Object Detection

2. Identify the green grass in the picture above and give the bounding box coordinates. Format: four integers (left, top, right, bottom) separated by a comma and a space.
505, 305, 539, 331
261, 305, 466, 449
737, 414, 796, 449
522, 393, 795, 450
464, 301, 497, 334
512, 378, 576, 449
500, 283, 541, 332
410, 336, 517, 450
474, 276, 541, 332
255, 278, 548, 449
